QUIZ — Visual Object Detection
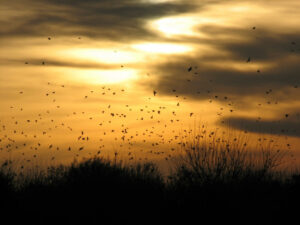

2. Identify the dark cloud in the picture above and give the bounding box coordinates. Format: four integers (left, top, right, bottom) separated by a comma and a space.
0, 58, 120, 69
0, 0, 199, 41
219, 116, 300, 137
198, 25, 300, 60
146, 27, 300, 107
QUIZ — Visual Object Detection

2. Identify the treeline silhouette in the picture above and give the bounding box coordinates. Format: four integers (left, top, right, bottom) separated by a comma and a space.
1, 141, 300, 225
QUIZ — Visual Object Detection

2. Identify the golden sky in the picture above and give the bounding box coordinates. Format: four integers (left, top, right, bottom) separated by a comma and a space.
1, 0, 300, 172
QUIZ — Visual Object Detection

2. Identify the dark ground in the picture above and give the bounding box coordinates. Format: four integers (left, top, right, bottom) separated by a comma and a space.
1, 157, 299, 225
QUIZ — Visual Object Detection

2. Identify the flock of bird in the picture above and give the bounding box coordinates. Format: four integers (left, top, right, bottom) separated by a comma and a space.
0, 27, 299, 171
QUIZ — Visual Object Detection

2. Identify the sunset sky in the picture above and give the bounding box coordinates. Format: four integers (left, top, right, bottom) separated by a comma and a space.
1, 0, 300, 172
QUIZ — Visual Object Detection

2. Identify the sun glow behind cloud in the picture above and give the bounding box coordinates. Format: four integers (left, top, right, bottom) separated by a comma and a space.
132, 42, 191, 54
62, 48, 143, 64
69, 69, 138, 85
150, 16, 201, 37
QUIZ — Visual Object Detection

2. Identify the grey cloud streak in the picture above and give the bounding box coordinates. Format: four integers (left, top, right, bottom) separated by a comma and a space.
0, 0, 198, 41
219, 116, 300, 138
147, 27, 300, 106
0, 58, 121, 70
